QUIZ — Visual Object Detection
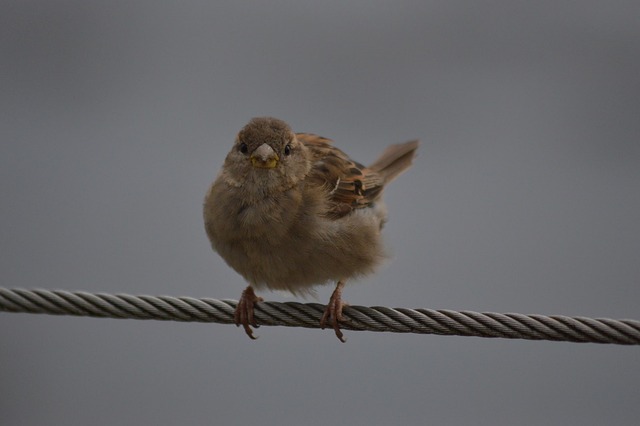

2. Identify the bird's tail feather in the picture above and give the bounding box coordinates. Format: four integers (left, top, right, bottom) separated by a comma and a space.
368, 140, 419, 183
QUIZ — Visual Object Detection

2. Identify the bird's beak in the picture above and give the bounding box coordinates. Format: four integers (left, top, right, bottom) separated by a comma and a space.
250, 143, 279, 169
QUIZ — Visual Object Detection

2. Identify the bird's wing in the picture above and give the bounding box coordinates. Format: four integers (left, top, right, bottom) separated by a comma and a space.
297, 133, 384, 219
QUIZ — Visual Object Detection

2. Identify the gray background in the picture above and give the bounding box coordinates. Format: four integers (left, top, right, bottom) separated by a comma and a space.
1, 2, 639, 425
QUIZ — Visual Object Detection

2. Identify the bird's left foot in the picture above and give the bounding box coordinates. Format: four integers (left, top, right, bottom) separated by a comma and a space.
320, 280, 347, 342
235, 286, 263, 340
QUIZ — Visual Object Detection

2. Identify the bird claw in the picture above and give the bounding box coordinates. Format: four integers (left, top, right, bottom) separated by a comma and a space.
320, 280, 347, 342
235, 286, 263, 340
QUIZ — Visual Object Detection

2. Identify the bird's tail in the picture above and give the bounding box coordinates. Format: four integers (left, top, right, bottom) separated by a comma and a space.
368, 140, 420, 183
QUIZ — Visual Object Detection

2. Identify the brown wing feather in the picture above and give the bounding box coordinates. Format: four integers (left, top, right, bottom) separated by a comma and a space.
297, 133, 385, 219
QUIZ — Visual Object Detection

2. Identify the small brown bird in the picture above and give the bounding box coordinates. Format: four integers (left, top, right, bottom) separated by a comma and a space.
203, 117, 418, 342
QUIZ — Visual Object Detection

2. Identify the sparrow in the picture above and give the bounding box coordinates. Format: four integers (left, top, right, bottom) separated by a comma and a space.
203, 117, 418, 342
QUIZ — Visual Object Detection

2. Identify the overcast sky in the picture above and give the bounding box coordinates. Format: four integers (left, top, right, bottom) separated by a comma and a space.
1, 2, 639, 425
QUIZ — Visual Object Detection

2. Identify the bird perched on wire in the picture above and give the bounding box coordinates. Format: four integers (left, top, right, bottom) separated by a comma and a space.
203, 117, 418, 342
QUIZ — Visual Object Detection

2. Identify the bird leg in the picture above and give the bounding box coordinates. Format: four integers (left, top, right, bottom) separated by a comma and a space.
320, 280, 347, 342
235, 285, 263, 340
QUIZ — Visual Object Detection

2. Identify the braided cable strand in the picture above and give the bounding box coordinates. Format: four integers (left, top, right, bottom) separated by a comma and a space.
1, 287, 639, 345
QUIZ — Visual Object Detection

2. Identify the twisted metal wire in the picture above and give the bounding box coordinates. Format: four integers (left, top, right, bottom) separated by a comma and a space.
1, 287, 639, 345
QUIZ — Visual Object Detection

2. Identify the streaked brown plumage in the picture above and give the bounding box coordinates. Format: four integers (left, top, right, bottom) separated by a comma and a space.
203, 117, 418, 341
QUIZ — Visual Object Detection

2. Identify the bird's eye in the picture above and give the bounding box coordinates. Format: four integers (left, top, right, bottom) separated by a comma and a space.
284, 144, 291, 156
239, 143, 248, 154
